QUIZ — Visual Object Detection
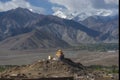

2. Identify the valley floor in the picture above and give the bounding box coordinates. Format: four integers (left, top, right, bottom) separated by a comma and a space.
0, 49, 119, 66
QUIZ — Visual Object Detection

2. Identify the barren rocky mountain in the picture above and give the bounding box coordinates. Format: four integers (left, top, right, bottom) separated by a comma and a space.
0, 8, 118, 50
80, 15, 119, 43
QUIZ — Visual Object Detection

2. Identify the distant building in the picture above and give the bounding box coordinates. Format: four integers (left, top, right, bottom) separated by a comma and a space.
48, 56, 53, 60
107, 50, 116, 53
56, 49, 64, 60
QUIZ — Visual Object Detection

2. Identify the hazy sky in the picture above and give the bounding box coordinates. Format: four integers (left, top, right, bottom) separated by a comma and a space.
0, 0, 119, 16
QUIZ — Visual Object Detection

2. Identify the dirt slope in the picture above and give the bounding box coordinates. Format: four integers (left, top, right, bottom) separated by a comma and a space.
0, 58, 87, 78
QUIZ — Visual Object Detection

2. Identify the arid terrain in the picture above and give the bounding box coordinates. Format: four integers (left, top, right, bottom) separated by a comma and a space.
0, 49, 118, 66
0, 49, 119, 80
0, 1, 118, 79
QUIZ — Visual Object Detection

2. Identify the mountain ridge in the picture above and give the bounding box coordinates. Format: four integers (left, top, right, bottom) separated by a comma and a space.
79, 15, 118, 43
0, 8, 118, 50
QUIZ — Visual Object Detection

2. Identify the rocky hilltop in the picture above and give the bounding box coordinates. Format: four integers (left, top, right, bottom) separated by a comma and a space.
0, 50, 87, 79
0, 59, 86, 79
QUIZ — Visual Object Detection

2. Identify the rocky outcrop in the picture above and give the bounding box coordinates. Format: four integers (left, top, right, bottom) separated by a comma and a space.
0, 58, 87, 79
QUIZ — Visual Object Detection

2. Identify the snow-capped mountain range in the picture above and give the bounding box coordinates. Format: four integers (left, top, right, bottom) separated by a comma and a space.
53, 10, 115, 21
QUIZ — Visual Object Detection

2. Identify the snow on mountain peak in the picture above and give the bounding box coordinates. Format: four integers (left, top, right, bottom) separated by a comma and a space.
53, 9, 114, 21
53, 10, 67, 19
29, 8, 33, 12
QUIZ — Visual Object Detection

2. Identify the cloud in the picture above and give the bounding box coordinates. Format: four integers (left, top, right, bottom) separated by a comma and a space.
50, 0, 91, 12
49, 0, 118, 19
91, 0, 118, 9
0, 0, 45, 14
105, 0, 118, 5
0, 0, 118, 20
